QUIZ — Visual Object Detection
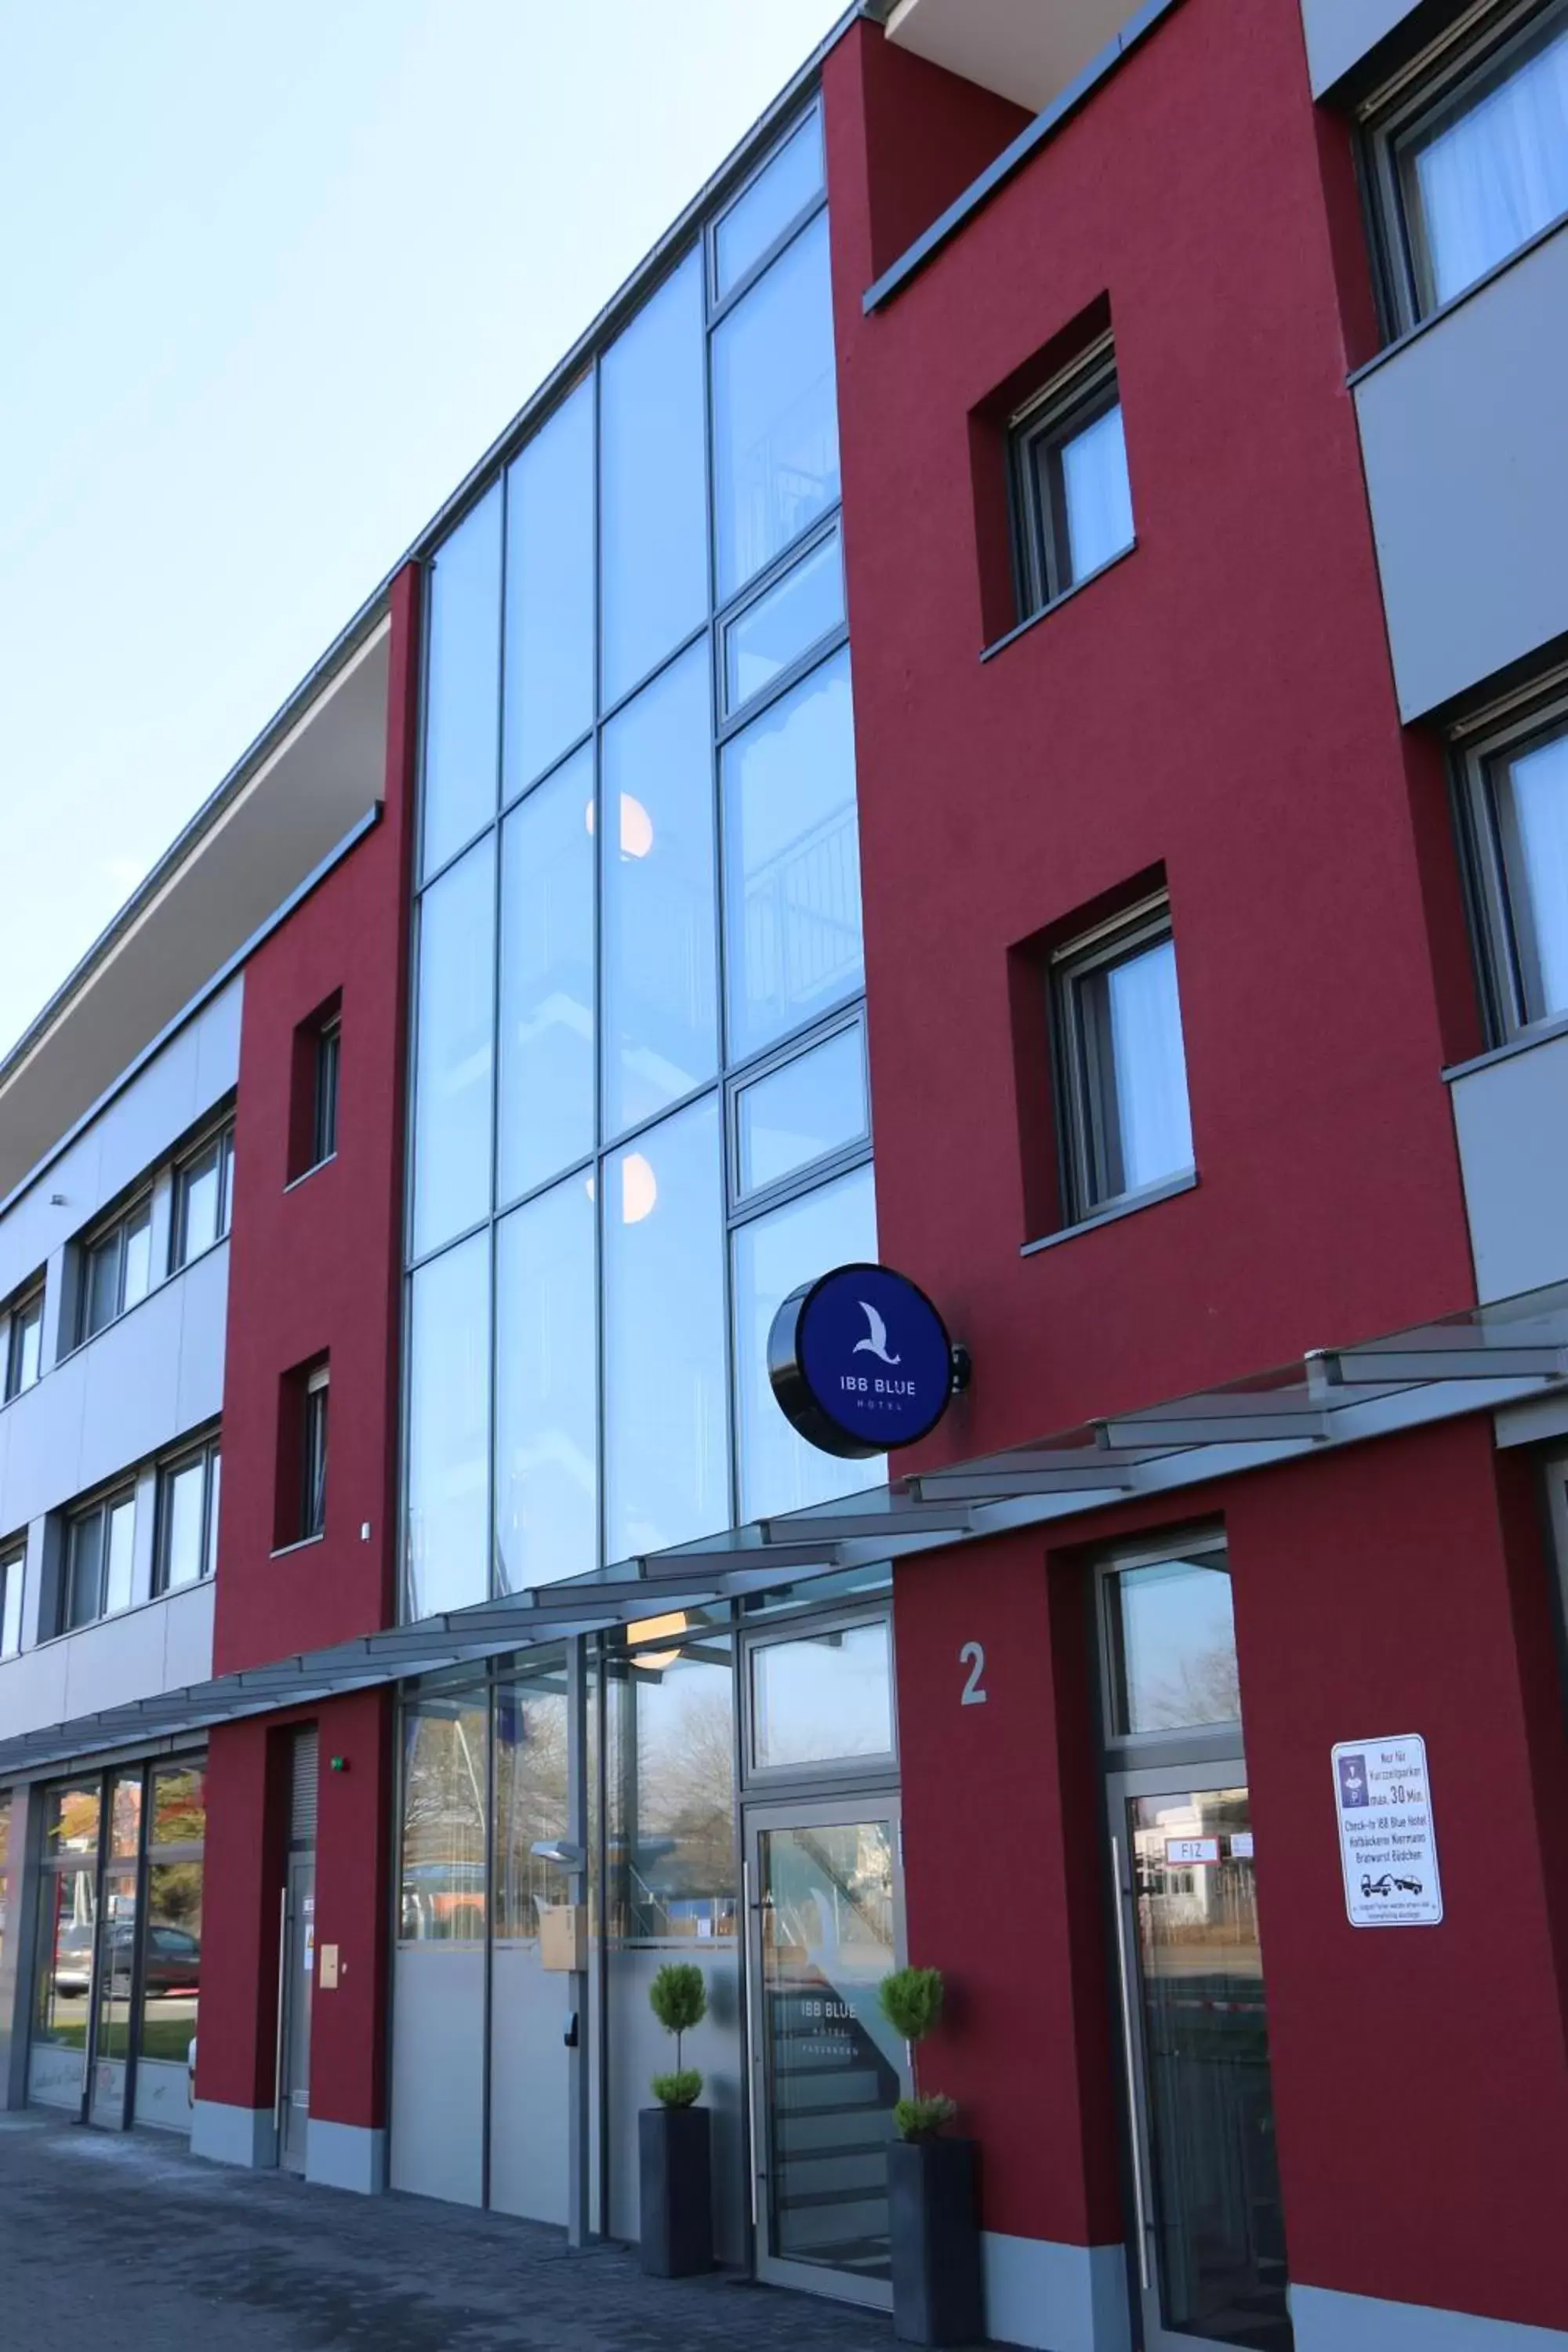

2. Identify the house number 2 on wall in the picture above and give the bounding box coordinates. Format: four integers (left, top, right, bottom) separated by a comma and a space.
959, 1642, 987, 1705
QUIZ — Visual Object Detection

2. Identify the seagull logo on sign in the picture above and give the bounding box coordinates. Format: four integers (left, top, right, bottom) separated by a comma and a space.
852, 1301, 902, 1367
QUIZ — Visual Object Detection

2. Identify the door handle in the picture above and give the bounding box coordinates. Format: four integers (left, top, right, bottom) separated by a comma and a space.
1110, 1835, 1152, 2294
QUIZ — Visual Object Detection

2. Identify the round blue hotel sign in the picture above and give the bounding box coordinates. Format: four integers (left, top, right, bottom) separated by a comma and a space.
768, 1262, 957, 1461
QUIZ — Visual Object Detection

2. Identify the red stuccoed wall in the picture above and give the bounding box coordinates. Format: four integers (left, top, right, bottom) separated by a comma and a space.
825, 0, 1568, 2330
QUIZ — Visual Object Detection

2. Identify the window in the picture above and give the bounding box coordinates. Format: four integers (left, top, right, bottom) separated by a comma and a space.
4, 1283, 44, 1401
1011, 338, 1134, 619
312, 1018, 340, 1169
1052, 896, 1195, 1223
154, 1437, 221, 1595
1367, 0, 1568, 328
302, 1366, 329, 1542
172, 1125, 234, 1270
79, 1197, 153, 1341
1, 1542, 23, 1657
1102, 1546, 1240, 1739
1457, 684, 1568, 1036
63, 1489, 136, 1632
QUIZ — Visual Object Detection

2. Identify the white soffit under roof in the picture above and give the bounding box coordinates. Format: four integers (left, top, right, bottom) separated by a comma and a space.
0, 619, 391, 1204
885, 0, 1136, 113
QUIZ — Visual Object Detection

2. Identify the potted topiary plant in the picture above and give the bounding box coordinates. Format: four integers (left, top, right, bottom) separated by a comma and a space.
639, 1961, 713, 2278
879, 1966, 984, 2347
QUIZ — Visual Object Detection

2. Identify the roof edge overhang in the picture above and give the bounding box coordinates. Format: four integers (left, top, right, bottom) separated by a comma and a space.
3, 1280, 1564, 1782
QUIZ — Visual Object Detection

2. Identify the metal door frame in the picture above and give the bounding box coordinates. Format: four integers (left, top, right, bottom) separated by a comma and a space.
742, 1786, 905, 2311
278, 1852, 316, 2172
1105, 1758, 1274, 2352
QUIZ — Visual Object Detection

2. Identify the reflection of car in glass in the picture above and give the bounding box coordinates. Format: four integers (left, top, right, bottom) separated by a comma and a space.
57, 1922, 201, 1998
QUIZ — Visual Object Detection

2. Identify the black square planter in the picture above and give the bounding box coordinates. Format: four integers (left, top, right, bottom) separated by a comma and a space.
887, 2136, 985, 2346
638, 2104, 713, 2278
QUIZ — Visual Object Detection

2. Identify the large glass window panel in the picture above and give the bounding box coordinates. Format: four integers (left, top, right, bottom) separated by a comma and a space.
503, 379, 595, 797
601, 252, 707, 707
411, 837, 495, 1260
713, 211, 840, 601
498, 750, 595, 1203
44, 1782, 100, 1856
606, 1636, 736, 1941
601, 644, 718, 1136
140, 1864, 202, 2066
122, 1203, 153, 1312
604, 1097, 728, 1559
724, 528, 844, 717
85, 1233, 120, 1338
714, 109, 824, 299
422, 485, 503, 877
734, 1164, 880, 1523
159, 1456, 208, 1593
65, 1510, 105, 1630
494, 1662, 571, 1940
399, 1692, 489, 1941
0, 1549, 21, 1657
1095, 936, 1194, 1197
723, 647, 862, 1063
34, 1871, 96, 2043
405, 1236, 492, 1619
1402, 13, 1568, 314
751, 1617, 894, 1771
1058, 401, 1134, 585
1496, 718, 1568, 1021
151, 1763, 206, 1846
735, 1022, 866, 1198
1110, 1558, 1240, 1737
107, 1770, 142, 1858
495, 1179, 597, 1593
103, 1495, 135, 1615
176, 1142, 223, 1267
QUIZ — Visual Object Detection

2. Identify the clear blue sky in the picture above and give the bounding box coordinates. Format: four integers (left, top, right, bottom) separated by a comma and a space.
0, 0, 847, 1058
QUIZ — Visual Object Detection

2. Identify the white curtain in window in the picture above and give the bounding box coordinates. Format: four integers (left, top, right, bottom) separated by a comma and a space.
1061, 403, 1134, 583
1109, 939, 1194, 1192
1410, 24, 1568, 307
1507, 726, 1568, 1016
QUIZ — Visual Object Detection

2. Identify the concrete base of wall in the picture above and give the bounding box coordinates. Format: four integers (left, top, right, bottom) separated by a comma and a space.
1294, 2286, 1568, 2349
305, 2118, 387, 2196
190, 2100, 278, 2171
982, 2233, 1131, 2352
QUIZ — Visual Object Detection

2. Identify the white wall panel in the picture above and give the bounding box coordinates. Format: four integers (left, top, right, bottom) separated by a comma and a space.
1298, 0, 1425, 96
1451, 1029, 1568, 1301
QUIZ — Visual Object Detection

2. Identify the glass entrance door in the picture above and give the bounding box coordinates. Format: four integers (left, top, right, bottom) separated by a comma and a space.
744, 1798, 907, 2307
1109, 1774, 1290, 2352
279, 1857, 315, 2172
88, 1867, 138, 2127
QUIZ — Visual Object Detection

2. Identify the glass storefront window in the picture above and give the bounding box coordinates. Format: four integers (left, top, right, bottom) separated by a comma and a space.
411, 836, 496, 1260
503, 377, 595, 797
750, 1617, 895, 1773
499, 747, 596, 1204
603, 1097, 728, 1561
1109, 1556, 1240, 1737
600, 643, 717, 1139
140, 1866, 202, 2067
34, 1870, 96, 2045
400, 1694, 490, 1941
495, 1178, 597, 1592
45, 1781, 100, 1856
608, 1635, 736, 1942
406, 1235, 492, 1618
714, 107, 823, 300
107, 1769, 142, 1857
495, 1663, 571, 1940
722, 647, 862, 1064
733, 1163, 879, 1524
724, 528, 844, 717
601, 252, 708, 709
735, 1020, 866, 1198
422, 484, 503, 879
713, 210, 840, 601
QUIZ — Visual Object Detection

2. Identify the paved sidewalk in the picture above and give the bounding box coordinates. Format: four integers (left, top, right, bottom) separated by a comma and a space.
0, 2110, 901, 2351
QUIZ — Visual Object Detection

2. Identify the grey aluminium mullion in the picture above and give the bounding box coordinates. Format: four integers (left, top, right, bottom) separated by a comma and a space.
705, 190, 741, 1544
714, 619, 851, 751
593, 347, 608, 1585
485, 469, 510, 1607
481, 1667, 495, 2209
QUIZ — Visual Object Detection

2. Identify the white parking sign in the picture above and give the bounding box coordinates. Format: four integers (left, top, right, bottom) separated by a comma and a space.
1332, 1735, 1443, 1927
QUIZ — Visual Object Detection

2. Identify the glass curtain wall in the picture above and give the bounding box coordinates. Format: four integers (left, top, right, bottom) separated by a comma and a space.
405, 99, 876, 1623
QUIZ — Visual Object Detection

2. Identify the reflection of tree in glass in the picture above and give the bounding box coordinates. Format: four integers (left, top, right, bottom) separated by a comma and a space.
496, 1690, 570, 1936
611, 1662, 735, 1939
1139, 1642, 1240, 1731
152, 1769, 205, 1846
400, 1704, 488, 1939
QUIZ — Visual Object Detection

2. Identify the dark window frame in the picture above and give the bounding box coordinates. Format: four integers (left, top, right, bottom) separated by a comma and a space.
302, 1367, 329, 1542
171, 1123, 235, 1273
1453, 670, 1568, 1042
78, 1193, 154, 1345
152, 1435, 222, 1597
1361, 0, 1568, 338
311, 1016, 341, 1171
0, 1541, 24, 1657
1008, 336, 1129, 622
61, 1484, 137, 1635
1051, 893, 1193, 1227
3, 1281, 45, 1402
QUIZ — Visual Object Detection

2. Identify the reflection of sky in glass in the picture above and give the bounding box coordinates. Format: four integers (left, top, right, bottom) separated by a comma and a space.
495, 1177, 597, 1592
1118, 1562, 1239, 1734
713, 210, 840, 599
1507, 727, 1568, 1016
752, 1618, 892, 1769
601, 252, 707, 706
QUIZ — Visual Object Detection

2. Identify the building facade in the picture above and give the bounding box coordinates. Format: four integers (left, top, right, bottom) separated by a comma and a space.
3, 2, 1568, 2346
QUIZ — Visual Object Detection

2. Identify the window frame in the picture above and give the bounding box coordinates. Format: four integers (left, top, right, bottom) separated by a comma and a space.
0, 1541, 24, 1657
1008, 335, 1130, 621
78, 1192, 154, 1344
302, 1364, 330, 1542
3, 1281, 45, 1402
61, 1484, 137, 1635
311, 1015, 342, 1171
170, 1121, 235, 1273
1094, 1530, 1242, 1771
152, 1434, 222, 1597
1453, 668, 1568, 1042
1361, 0, 1568, 338
1051, 892, 1194, 1228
